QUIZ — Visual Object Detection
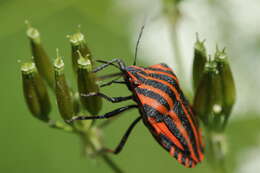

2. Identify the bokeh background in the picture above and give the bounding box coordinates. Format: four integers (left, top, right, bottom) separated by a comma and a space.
1, 0, 260, 173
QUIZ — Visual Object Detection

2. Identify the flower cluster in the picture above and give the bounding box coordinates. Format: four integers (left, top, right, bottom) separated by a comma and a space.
192, 35, 236, 171
21, 22, 121, 173
192, 35, 236, 132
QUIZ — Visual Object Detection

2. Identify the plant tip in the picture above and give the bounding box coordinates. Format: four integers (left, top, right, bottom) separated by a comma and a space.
54, 49, 64, 69
21, 62, 36, 73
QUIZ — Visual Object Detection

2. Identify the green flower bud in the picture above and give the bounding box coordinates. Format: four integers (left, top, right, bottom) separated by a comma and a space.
215, 49, 236, 128
77, 52, 102, 115
68, 31, 92, 73
54, 50, 75, 121
192, 34, 207, 92
26, 21, 54, 88
21, 62, 51, 122
193, 59, 223, 130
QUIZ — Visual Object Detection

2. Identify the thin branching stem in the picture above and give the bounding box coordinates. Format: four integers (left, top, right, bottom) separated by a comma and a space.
101, 154, 124, 173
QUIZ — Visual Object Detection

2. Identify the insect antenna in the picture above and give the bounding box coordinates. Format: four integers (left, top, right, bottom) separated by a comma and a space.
133, 23, 145, 66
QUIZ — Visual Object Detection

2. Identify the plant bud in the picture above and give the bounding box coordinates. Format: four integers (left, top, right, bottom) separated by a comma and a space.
21, 62, 51, 122
215, 49, 236, 128
77, 52, 102, 115
193, 60, 223, 130
26, 21, 54, 88
192, 34, 207, 92
54, 50, 75, 121
68, 32, 92, 73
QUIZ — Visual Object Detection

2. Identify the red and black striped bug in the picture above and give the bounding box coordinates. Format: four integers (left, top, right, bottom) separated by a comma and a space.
69, 26, 204, 168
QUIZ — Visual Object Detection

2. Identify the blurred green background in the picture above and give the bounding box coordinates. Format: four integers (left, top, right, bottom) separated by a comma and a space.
1, 0, 260, 173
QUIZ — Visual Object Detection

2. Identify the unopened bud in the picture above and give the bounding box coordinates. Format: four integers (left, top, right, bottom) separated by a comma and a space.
193, 60, 223, 130
54, 50, 74, 121
21, 62, 51, 122
77, 52, 102, 115
68, 31, 92, 73
215, 49, 236, 128
192, 34, 207, 92
26, 21, 54, 88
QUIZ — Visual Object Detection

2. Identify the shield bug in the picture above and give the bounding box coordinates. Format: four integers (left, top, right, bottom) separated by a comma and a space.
68, 26, 204, 168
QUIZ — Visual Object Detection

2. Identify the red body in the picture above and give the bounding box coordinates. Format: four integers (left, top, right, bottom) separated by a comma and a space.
124, 63, 204, 168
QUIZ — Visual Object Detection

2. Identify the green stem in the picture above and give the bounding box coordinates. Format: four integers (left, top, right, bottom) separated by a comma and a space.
101, 154, 124, 173
79, 128, 123, 173
48, 120, 74, 132
206, 129, 227, 173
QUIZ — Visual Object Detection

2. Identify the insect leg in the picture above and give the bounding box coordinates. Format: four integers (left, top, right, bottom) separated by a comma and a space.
68, 105, 137, 123
93, 59, 126, 73
80, 92, 133, 103
97, 72, 123, 81
104, 116, 142, 154
95, 59, 119, 69
100, 80, 126, 88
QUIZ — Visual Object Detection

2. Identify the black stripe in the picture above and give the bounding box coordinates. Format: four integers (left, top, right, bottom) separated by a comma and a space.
159, 133, 172, 150
133, 72, 178, 102
159, 134, 184, 155
127, 65, 176, 77
164, 116, 189, 155
159, 63, 170, 68
126, 66, 146, 74
146, 72, 194, 116
133, 72, 200, 160
173, 101, 200, 160
143, 104, 190, 152
159, 134, 192, 167
135, 87, 170, 111
143, 104, 164, 122
147, 73, 178, 87
146, 67, 176, 77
